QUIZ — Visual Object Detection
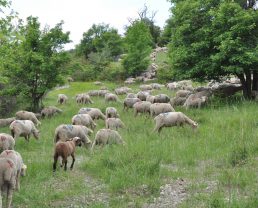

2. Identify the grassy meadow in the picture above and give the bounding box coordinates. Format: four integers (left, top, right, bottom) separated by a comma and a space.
0, 81, 258, 207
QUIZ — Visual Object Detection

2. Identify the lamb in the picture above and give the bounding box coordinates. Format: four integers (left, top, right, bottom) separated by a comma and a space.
105, 118, 125, 130
0, 118, 15, 128
9, 120, 40, 141
153, 94, 170, 103
123, 98, 141, 111
41, 106, 62, 118
106, 107, 119, 118
105, 93, 119, 102
183, 95, 208, 109
0, 133, 15, 151
133, 101, 151, 116
150, 103, 175, 117
153, 112, 198, 133
15, 110, 41, 126
166, 82, 178, 91
54, 124, 92, 147
0, 157, 17, 208
78, 108, 106, 120
53, 137, 82, 171
57, 94, 68, 104
0, 150, 27, 191
72, 114, 97, 130
91, 129, 126, 150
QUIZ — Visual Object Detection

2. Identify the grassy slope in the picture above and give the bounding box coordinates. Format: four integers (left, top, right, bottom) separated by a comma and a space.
0, 81, 257, 207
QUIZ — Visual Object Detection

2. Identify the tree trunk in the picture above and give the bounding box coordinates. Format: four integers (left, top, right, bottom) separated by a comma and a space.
252, 70, 258, 91
238, 73, 252, 99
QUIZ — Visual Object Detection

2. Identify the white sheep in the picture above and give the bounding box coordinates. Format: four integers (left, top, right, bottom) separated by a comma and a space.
91, 129, 125, 150
153, 112, 198, 133
153, 94, 170, 103
150, 103, 175, 117
41, 106, 62, 118
72, 114, 97, 130
183, 95, 208, 109
0, 133, 15, 151
0, 118, 16, 128
105, 118, 125, 130
9, 120, 40, 141
15, 110, 41, 126
133, 101, 151, 116
57, 94, 68, 104
78, 108, 106, 120
106, 107, 119, 118
123, 98, 141, 111
105, 93, 119, 102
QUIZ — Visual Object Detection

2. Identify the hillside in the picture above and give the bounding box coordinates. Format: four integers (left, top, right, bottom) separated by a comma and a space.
0, 82, 257, 207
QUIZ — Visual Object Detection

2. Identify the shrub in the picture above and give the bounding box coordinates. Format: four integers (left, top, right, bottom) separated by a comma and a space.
229, 146, 248, 167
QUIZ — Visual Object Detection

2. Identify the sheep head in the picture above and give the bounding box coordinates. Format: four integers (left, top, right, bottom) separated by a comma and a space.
21, 164, 27, 176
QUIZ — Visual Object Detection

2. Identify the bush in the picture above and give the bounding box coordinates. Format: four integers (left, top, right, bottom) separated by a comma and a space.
71, 65, 96, 81
156, 64, 174, 82
229, 146, 248, 167
98, 62, 125, 81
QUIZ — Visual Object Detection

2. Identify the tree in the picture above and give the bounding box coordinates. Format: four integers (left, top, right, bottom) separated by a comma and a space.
76, 23, 123, 59
4, 16, 70, 111
169, 0, 258, 99
122, 21, 152, 77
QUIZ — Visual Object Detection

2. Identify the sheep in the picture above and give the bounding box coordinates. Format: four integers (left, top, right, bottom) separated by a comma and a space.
126, 93, 137, 98
15, 110, 41, 126
53, 137, 83, 171
151, 83, 164, 90
98, 89, 110, 97
146, 95, 155, 103
94, 81, 102, 85
133, 101, 152, 116
57, 94, 68, 104
153, 112, 198, 133
137, 91, 151, 101
0, 118, 15, 128
0, 150, 27, 191
9, 120, 40, 141
106, 107, 119, 118
91, 129, 125, 150
0, 157, 17, 208
153, 94, 170, 103
166, 82, 178, 91
123, 98, 141, 111
105, 93, 119, 102
76, 93, 93, 104
115, 87, 132, 95
139, 84, 152, 91
183, 95, 208, 109
170, 97, 187, 107
78, 108, 106, 120
175, 90, 192, 98
150, 103, 175, 117
54, 124, 92, 148
41, 106, 62, 118
0, 133, 15, 151
87, 90, 99, 97
72, 114, 96, 130
105, 118, 125, 130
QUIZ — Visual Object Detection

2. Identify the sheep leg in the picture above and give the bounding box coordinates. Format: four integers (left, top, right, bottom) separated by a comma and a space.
63, 158, 68, 171
0, 190, 2, 208
6, 187, 13, 208
70, 153, 75, 170
53, 153, 58, 171
16, 171, 20, 191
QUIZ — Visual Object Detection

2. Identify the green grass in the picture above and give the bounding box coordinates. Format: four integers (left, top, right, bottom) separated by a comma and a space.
1, 81, 258, 207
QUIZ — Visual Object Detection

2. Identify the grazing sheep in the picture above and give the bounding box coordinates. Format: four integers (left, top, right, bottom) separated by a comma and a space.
183, 95, 208, 109
9, 120, 40, 141
150, 103, 175, 117
88, 90, 99, 97
76, 93, 93, 104
67, 77, 74, 83
153, 94, 170, 103
15, 110, 41, 126
0, 157, 17, 208
54, 124, 92, 147
166, 82, 178, 91
140, 84, 152, 91
175, 90, 192, 98
0, 133, 15, 151
94, 81, 102, 85
57, 94, 68, 104
0, 118, 15, 128
100, 86, 108, 90
133, 101, 152, 116
105, 93, 119, 102
41, 106, 62, 118
151, 83, 164, 90
72, 114, 96, 130
126, 93, 137, 98
0, 150, 26, 191
137, 91, 151, 101
78, 108, 106, 120
123, 98, 141, 111
91, 129, 125, 150
53, 137, 82, 171
153, 112, 198, 133
170, 97, 187, 107
106, 107, 119, 118
146, 95, 155, 103
105, 118, 125, 130
98, 89, 110, 97
115, 87, 132, 95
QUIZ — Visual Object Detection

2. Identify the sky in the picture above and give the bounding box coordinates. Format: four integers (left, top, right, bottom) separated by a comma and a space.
11, 0, 172, 50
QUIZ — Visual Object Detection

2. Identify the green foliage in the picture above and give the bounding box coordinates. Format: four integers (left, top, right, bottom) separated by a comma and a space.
122, 21, 152, 77
98, 62, 125, 81
3, 16, 70, 111
229, 146, 249, 167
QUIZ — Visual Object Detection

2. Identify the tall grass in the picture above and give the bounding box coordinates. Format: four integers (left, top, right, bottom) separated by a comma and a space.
0, 81, 257, 207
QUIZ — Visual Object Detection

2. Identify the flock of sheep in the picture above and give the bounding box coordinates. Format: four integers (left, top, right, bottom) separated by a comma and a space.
0, 77, 242, 208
